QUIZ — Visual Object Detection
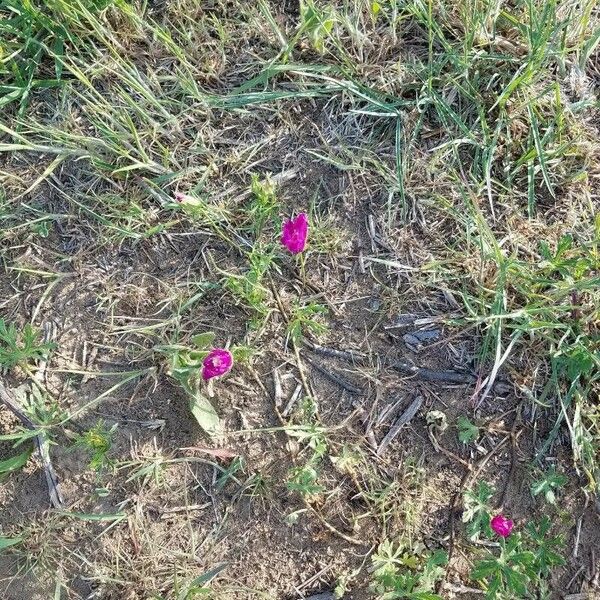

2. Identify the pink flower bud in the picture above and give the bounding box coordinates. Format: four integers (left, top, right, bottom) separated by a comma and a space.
281, 212, 308, 254
201, 349, 233, 381
490, 514, 514, 538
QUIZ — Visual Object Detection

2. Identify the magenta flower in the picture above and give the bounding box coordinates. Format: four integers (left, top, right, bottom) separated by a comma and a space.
201, 349, 233, 381
174, 191, 186, 202
490, 514, 514, 538
281, 212, 308, 254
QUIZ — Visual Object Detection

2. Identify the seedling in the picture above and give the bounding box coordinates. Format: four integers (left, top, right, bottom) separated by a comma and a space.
457, 416, 480, 444
72, 420, 117, 471
286, 464, 324, 498
531, 467, 568, 505
286, 302, 328, 345
462, 481, 495, 540
371, 539, 447, 600
300, 0, 335, 53
0, 320, 55, 371
224, 245, 274, 325
248, 174, 279, 237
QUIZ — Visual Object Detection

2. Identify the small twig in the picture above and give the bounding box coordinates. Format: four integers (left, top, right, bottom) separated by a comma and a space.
566, 565, 585, 590
573, 515, 583, 558
352, 400, 378, 450
384, 314, 451, 330
305, 502, 366, 546
474, 331, 521, 410
282, 383, 303, 418
442, 582, 485, 596
377, 395, 423, 456
293, 341, 314, 400
444, 468, 471, 581
269, 277, 290, 323
392, 361, 476, 385
303, 355, 362, 394
497, 404, 523, 508
305, 342, 367, 363
150, 502, 211, 517
296, 564, 334, 592
273, 367, 284, 408
430, 438, 471, 469
0, 379, 64, 508
375, 395, 406, 427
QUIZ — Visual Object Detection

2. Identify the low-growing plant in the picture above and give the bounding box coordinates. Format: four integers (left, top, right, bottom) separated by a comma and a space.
224, 245, 274, 326
0, 320, 55, 370
462, 481, 495, 540
72, 420, 116, 471
160, 332, 234, 437
457, 416, 480, 444
371, 539, 447, 600
286, 301, 328, 345
470, 516, 565, 599
286, 463, 324, 498
286, 406, 328, 501
300, 0, 335, 54
530, 466, 568, 505
215, 456, 245, 492
247, 174, 279, 237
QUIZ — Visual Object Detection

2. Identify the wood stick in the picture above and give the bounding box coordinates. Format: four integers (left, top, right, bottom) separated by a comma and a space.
303, 355, 362, 394
377, 395, 423, 456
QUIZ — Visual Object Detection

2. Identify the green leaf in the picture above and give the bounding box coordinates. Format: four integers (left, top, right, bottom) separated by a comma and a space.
191, 332, 216, 350
58, 511, 126, 521
189, 394, 222, 437
189, 563, 228, 586
0, 536, 22, 550
457, 416, 479, 443
463, 481, 494, 539
0, 445, 33, 475
531, 467, 567, 505
177, 563, 228, 600
0, 429, 39, 443
471, 557, 499, 581
502, 565, 528, 595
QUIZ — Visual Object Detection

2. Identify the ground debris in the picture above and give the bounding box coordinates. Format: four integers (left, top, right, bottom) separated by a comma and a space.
392, 361, 476, 384
377, 395, 423, 456
305, 341, 367, 363
384, 314, 451, 330
403, 328, 442, 351
303, 354, 362, 394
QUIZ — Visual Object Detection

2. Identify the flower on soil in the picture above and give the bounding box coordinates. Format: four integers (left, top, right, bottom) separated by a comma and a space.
491, 514, 514, 538
201, 348, 233, 381
281, 212, 308, 254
